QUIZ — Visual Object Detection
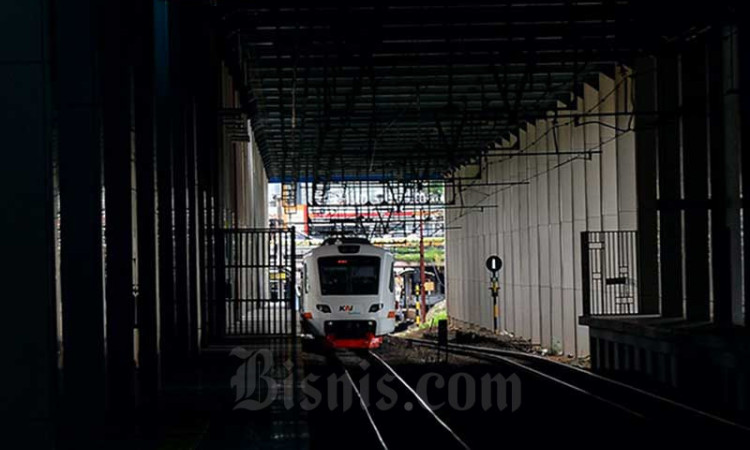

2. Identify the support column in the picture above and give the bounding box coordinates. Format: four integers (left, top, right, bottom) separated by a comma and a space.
716, 26, 744, 325
681, 42, 711, 321
616, 66, 638, 231
599, 72, 619, 231
187, 100, 202, 357
0, 1, 57, 446
634, 56, 660, 315
535, 119, 552, 348
547, 113, 564, 352
56, 0, 107, 443
102, 0, 137, 431
738, 12, 750, 327
558, 113, 576, 356
170, 3, 192, 361
572, 96, 589, 356
184, 10, 206, 356
200, 38, 222, 344
527, 123, 542, 345
155, 0, 177, 368
133, 0, 160, 426
584, 82, 602, 232
172, 89, 191, 362
518, 127, 531, 339
657, 52, 685, 318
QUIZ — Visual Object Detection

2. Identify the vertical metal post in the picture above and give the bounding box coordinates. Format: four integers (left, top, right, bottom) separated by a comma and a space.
221, 230, 229, 337
491, 274, 499, 333
420, 209, 427, 324
581, 232, 591, 317
290, 226, 297, 336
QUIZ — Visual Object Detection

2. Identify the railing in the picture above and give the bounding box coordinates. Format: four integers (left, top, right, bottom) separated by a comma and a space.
581, 231, 642, 316
212, 228, 296, 337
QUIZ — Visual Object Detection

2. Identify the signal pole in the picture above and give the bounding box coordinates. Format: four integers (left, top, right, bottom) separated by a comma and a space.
419, 208, 427, 324
485, 256, 503, 333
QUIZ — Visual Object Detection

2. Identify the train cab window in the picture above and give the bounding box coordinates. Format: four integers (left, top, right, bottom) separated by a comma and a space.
304, 263, 309, 294
318, 256, 381, 295
388, 261, 395, 293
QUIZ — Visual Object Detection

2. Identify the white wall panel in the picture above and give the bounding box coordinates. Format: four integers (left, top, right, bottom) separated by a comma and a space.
445, 66, 637, 356
527, 123, 542, 344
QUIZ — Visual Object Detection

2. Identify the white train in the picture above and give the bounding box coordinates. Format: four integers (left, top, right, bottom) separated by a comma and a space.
300, 238, 396, 348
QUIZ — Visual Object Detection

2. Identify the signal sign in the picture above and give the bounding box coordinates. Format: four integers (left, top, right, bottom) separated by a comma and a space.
486, 255, 503, 273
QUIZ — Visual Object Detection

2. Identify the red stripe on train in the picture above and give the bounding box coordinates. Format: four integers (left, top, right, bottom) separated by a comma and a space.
325, 333, 383, 349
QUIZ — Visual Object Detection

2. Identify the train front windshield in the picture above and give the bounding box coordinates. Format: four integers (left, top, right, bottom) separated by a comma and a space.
318, 256, 381, 295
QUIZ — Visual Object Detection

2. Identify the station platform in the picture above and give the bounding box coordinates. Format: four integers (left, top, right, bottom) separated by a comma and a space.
154, 338, 309, 450
581, 315, 750, 422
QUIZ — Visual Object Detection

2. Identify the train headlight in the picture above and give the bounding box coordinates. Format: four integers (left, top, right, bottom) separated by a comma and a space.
368, 303, 383, 313
316, 304, 331, 313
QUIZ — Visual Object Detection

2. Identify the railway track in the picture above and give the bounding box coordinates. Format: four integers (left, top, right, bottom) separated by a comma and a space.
331, 349, 470, 450
396, 336, 750, 436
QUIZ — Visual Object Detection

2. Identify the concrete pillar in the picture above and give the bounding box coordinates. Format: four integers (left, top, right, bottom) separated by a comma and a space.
558, 113, 576, 356
56, 0, 108, 443
599, 73, 619, 231
187, 101, 202, 356
101, 0, 137, 429
172, 102, 192, 360
503, 137, 516, 332
508, 135, 520, 334
657, 52, 685, 318
474, 187, 482, 326
615, 66, 638, 231
547, 113, 564, 353
527, 123, 542, 345
496, 141, 510, 331
155, 0, 177, 367
715, 26, 744, 325
740, 15, 750, 326
634, 56, 660, 315
572, 96, 589, 356
0, 1, 57, 445
184, 12, 206, 353
193, 9, 219, 326
584, 83, 602, 232
133, 0, 161, 424
535, 120, 552, 348
681, 42, 711, 321
170, 2, 192, 362
517, 127, 531, 339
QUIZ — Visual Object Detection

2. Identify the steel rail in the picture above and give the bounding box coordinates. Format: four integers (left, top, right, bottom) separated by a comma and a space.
398, 336, 750, 432
366, 350, 472, 450
342, 366, 389, 450
403, 339, 646, 420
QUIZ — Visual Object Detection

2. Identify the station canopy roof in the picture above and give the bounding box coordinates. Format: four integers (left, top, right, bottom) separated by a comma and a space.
216, 1, 726, 182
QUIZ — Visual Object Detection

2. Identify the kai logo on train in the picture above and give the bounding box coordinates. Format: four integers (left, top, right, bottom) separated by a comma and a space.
339, 305, 354, 312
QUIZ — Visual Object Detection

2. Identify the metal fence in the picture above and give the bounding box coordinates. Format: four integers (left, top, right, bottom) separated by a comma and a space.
213, 228, 296, 337
581, 231, 641, 316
